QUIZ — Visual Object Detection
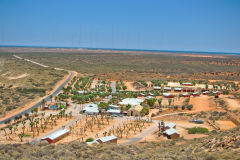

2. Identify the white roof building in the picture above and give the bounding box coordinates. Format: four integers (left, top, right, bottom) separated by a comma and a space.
164, 87, 172, 90
148, 93, 155, 96
106, 109, 121, 114
145, 96, 153, 99
41, 129, 69, 142
183, 82, 193, 85
164, 122, 176, 128
87, 135, 117, 145
109, 105, 120, 109
97, 135, 117, 143
163, 93, 171, 97
163, 128, 179, 135
174, 87, 182, 91
193, 92, 200, 94
83, 103, 99, 114
77, 90, 88, 94
118, 98, 144, 106
203, 91, 210, 94
213, 91, 220, 94
153, 86, 162, 90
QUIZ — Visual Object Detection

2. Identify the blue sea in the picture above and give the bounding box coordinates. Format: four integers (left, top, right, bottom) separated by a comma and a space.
0, 45, 239, 55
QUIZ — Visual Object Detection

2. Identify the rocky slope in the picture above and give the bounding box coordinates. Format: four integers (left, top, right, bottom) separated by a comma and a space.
0, 127, 239, 160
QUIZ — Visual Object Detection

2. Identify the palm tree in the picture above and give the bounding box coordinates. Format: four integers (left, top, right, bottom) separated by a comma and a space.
8, 125, 13, 134
168, 99, 172, 106
158, 98, 162, 107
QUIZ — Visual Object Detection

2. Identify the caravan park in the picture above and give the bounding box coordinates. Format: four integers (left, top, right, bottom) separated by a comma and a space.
0, 51, 239, 148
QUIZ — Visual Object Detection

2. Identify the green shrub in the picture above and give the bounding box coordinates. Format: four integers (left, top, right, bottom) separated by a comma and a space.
188, 127, 209, 134
85, 138, 94, 142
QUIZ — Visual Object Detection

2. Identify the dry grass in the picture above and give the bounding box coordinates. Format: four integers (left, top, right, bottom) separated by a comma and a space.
0, 126, 239, 160
0, 53, 67, 116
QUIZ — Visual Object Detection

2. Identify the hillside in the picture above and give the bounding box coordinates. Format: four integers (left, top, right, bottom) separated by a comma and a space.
0, 127, 239, 160
0, 53, 67, 117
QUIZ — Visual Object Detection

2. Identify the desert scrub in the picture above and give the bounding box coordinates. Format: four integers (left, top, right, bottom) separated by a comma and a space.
188, 127, 209, 134
85, 138, 94, 142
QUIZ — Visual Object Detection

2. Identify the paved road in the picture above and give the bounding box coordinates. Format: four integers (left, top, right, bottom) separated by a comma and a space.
0, 55, 75, 124
119, 121, 158, 145
13, 55, 49, 68
118, 110, 207, 145
0, 71, 74, 125
111, 81, 116, 93
31, 114, 83, 144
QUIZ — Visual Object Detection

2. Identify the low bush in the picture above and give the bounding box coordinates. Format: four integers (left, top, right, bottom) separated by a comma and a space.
188, 127, 209, 134
85, 138, 94, 142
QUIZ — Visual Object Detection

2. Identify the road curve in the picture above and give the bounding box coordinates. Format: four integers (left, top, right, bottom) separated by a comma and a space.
0, 71, 75, 125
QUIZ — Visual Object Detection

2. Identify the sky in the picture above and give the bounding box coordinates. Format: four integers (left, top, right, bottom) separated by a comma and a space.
0, 0, 240, 53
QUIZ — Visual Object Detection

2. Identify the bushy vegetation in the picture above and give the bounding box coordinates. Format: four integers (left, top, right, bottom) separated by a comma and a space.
0, 126, 239, 159
138, 80, 148, 87
0, 53, 66, 115
85, 138, 94, 142
10, 50, 240, 81
188, 127, 209, 134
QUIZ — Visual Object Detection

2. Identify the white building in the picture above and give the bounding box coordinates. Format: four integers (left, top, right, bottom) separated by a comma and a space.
83, 103, 99, 115
118, 98, 144, 106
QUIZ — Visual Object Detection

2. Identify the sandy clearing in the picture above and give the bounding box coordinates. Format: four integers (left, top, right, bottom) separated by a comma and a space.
167, 82, 180, 87
224, 98, 240, 110
189, 95, 213, 112
124, 81, 138, 91
177, 125, 209, 140
91, 80, 98, 89
216, 120, 237, 130
7, 73, 29, 80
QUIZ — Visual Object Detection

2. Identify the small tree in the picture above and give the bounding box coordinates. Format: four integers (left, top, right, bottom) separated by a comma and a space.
147, 98, 156, 108
174, 105, 179, 110
181, 105, 186, 110
126, 104, 131, 111
168, 99, 172, 106
158, 98, 162, 107
187, 104, 193, 110
18, 133, 24, 142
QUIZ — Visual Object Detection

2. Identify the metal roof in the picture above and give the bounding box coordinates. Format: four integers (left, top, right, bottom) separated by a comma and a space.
164, 87, 171, 90
145, 96, 153, 99
106, 109, 121, 114
83, 103, 99, 113
163, 93, 171, 96
165, 122, 176, 128
77, 90, 88, 94
109, 104, 120, 108
183, 82, 193, 85
42, 129, 69, 140
97, 135, 117, 142
193, 92, 200, 94
118, 98, 144, 106
163, 128, 179, 135
174, 87, 182, 90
